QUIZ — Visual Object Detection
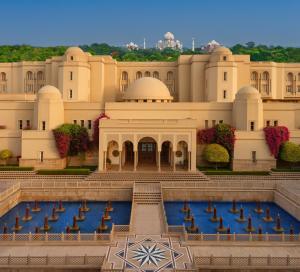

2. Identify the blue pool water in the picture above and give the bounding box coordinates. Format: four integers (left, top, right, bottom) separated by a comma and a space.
0, 201, 131, 233
164, 201, 300, 234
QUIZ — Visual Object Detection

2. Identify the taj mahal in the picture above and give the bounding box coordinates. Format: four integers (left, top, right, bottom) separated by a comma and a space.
0, 41, 300, 271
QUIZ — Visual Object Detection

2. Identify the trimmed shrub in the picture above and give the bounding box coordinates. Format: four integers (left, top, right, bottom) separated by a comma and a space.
263, 126, 289, 158
279, 141, 300, 163
0, 166, 33, 171
0, 149, 12, 165
203, 144, 230, 169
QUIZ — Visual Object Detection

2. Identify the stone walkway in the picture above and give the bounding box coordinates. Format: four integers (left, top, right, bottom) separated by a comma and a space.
132, 204, 163, 235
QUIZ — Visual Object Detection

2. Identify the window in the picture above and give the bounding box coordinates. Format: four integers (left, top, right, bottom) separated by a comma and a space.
144, 71, 150, 77
40, 151, 44, 163
205, 120, 209, 128
153, 71, 159, 79
70, 71, 73, 80
73, 120, 77, 124
223, 90, 227, 99
262, 71, 269, 80
122, 71, 128, 80
26, 71, 33, 80
37, 71, 44, 80
252, 151, 257, 163
26, 120, 30, 128
212, 120, 216, 127
88, 120, 92, 129
0, 72, 6, 81
223, 56, 227, 61
224, 72, 227, 81
70, 56, 74, 61
298, 73, 300, 81
219, 120, 223, 124
42, 121, 46, 131
69, 89, 73, 99
274, 120, 278, 126
18, 120, 23, 130
250, 121, 255, 131
136, 71, 142, 79
80, 120, 84, 127
167, 71, 174, 80
266, 120, 270, 127
251, 71, 258, 81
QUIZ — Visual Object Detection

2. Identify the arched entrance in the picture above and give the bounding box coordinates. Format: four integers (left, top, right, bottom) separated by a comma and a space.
138, 137, 157, 169
161, 141, 173, 170
176, 141, 189, 170
123, 141, 134, 170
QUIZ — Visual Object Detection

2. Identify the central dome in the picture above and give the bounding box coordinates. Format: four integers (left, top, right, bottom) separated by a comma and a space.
123, 77, 173, 102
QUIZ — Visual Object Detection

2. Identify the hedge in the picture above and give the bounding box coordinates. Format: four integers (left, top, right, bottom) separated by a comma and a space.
37, 169, 90, 175
204, 171, 270, 176
0, 166, 34, 171
66, 165, 98, 171
272, 168, 300, 172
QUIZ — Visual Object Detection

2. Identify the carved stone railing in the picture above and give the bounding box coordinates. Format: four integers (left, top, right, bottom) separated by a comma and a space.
0, 254, 105, 267
0, 232, 111, 244
194, 255, 300, 268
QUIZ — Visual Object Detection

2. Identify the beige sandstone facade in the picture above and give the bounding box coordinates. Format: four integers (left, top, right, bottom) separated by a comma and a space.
1, 46, 300, 170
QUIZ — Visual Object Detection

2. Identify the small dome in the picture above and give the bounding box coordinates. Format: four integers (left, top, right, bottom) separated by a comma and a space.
212, 46, 232, 55
164, 32, 175, 40
235, 86, 261, 100
64, 47, 88, 61
37, 85, 62, 100
123, 77, 173, 102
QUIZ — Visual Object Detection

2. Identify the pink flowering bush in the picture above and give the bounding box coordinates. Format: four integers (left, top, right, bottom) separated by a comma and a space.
263, 126, 289, 158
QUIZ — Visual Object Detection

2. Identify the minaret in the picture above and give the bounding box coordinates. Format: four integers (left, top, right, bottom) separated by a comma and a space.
192, 38, 195, 52
143, 38, 146, 49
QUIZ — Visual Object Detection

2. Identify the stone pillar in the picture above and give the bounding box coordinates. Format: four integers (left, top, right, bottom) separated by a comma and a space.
119, 150, 122, 171
188, 151, 191, 171
158, 151, 161, 172
134, 151, 137, 171
173, 151, 176, 171
104, 151, 107, 172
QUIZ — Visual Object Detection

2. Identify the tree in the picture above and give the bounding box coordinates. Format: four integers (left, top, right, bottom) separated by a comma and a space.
279, 141, 300, 167
0, 149, 12, 165
53, 124, 90, 160
203, 144, 230, 169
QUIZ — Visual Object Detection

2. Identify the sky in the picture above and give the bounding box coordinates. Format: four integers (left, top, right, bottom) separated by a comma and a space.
0, 0, 299, 47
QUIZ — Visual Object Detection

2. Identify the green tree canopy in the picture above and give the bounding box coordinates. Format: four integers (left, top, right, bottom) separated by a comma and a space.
203, 144, 230, 164
279, 141, 300, 163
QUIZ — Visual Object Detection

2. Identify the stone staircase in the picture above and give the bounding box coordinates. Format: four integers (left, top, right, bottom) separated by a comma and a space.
133, 182, 162, 204
0, 171, 87, 182
84, 171, 210, 183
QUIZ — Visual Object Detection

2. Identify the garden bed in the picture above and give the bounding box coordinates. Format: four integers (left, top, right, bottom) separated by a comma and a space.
0, 166, 34, 171
36, 169, 90, 175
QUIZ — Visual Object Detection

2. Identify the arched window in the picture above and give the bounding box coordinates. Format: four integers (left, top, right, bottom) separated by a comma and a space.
144, 71, 151, 77
26, 71, 33, 80
286, 73, 294, 93
167, 71, 174, 80
287, 72, 293, 82
298, 73, 300, 81
136, 71, 142, 79
153, 71, 159, 79
251, 71, 258, 80
262, 71, 269, 80
0, 72, 6, 81
37, 71, 44, 80
121, 71, 128, 80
